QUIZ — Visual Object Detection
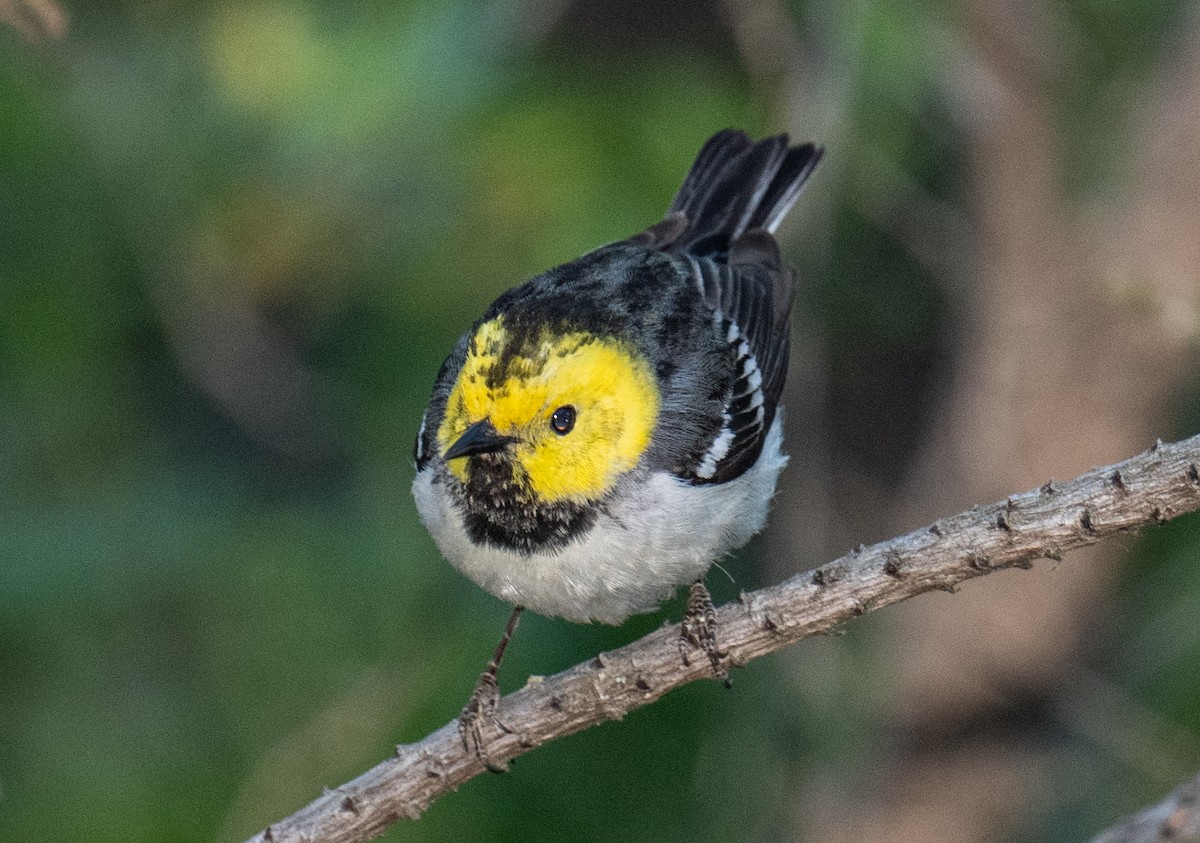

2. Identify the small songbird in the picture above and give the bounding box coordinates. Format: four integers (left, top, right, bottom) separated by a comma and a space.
413, 129, 822, 768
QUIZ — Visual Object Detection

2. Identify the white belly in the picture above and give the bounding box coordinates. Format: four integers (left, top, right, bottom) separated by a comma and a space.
413, 418, 787, 624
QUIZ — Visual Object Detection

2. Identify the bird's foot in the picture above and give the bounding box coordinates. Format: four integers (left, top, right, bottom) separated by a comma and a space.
459, 669, 513, 773
678, 580, 730, 686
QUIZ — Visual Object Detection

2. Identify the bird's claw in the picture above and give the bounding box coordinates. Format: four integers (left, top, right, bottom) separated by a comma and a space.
459, 670, 513, 773
679, 580, 730, 686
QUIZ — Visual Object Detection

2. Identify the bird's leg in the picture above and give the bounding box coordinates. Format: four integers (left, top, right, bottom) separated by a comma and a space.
459, 605, 524, 773
678, 580, 730, 686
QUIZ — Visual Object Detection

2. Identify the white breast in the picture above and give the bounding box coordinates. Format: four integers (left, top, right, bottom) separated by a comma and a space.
413, 416, 787, 624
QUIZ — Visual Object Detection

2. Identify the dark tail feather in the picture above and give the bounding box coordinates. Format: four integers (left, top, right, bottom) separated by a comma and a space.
666, 130, 822, 255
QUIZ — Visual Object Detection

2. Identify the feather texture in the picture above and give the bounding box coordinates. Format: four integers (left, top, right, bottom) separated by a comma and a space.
643, 130, 821, 483
414, 130, 823, 623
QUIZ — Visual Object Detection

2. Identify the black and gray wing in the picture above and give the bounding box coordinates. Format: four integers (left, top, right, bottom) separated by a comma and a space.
639, 130, 822, 484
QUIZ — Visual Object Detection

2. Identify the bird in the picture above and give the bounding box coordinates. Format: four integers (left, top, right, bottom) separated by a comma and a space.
412, 129, 822, 770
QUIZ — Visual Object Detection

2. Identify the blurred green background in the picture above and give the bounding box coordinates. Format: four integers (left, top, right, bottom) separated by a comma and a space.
3, 1, 1200, 841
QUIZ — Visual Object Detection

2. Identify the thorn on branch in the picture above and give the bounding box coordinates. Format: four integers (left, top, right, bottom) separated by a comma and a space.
883, 551, 904, 578
1080, 509, 1096, 535
741, 593, 786, 633
423, 752, 445, 779
967, 552, 993, 571
812, 565, 840, 587
929, 522, 944, 537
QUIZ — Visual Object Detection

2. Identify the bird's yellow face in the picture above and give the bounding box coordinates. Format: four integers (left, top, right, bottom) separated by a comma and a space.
437, 316, 660, 504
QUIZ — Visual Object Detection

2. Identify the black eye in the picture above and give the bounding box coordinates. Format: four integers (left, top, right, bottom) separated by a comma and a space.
550, 405, 576, 435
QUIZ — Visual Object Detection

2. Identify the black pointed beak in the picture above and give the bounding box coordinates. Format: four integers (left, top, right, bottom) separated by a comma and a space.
443, 419, 520, 461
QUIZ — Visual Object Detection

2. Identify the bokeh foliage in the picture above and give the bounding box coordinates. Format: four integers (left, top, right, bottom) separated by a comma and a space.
2, 1, 1198, 841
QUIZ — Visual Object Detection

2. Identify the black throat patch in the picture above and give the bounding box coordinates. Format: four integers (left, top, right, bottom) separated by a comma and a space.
451, 453, 597, 554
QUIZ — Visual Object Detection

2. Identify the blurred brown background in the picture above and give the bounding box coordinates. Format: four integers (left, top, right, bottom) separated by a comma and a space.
2, 0, 1199, 840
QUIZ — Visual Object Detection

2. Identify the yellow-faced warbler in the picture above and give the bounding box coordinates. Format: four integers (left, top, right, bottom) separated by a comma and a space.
413, 130, 822, 768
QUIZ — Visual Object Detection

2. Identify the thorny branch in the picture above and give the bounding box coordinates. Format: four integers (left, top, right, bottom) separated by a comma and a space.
246, 434, 1200, 843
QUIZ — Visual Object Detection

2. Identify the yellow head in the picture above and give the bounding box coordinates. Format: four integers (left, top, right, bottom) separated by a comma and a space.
436, 316, 660, 503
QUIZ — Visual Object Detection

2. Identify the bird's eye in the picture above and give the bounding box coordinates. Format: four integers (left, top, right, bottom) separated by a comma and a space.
550, 405, 576, 435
